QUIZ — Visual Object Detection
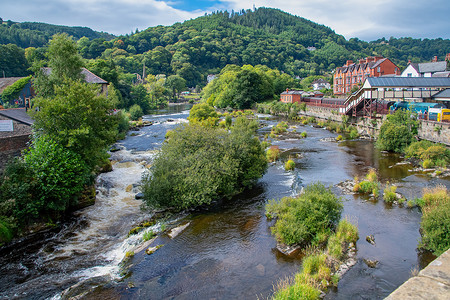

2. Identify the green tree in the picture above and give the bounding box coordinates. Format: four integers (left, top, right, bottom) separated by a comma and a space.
188, 103, 218, 126
165, 75, 186, 101
31, 79, 118, 169
377, 110, 418, 152
33, 33, 84, 97
142, 121, 267, 210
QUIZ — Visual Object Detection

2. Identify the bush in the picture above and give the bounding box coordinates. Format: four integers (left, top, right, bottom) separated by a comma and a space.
336, 219, 359, 243
383, 185, 398, 203
285, 159, 295, 171
129, 104, 143, 121
188, 103, 219, 126
336, 135, 343, 141
0, 136, 90, 225
354, 169, 380, 196
266, 182, 343, 246
142, 121, 267, 211
300, 131, 307, 138
377, 110, 418, 152
267, 146, 281, 162
419, 186, 450, 256
422, 159, 433, 169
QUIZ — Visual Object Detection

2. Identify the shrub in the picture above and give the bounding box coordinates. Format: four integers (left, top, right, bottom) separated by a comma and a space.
354, 169, 380, 196
267, 146, 281, 162
300, 131, 307, 138
142, 121, 267, 210
422, 159, 433, 169
188, 103, 219, 126
377, 109, 418, 152
129, 104, 143, 121
0, 136, 90, 223
419, 186, 450, 256
285, 159, 295, 171
383, 185, 398, 203
348, 128, 359, 139
404, 140, 434, 159
0, 219, 13, 244
266, 182, 343, 246
336, 135, 343, 141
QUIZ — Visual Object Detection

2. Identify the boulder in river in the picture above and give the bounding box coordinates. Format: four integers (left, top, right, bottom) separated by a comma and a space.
135, 192, 144, 200
366, 235, 376, 245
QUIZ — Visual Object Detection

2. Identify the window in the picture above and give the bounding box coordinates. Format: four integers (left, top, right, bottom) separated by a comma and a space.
407, 73, 412, 77
377, 67, 381, 72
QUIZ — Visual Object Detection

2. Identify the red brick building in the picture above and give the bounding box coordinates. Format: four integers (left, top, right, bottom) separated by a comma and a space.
280, 90, 303, 103
333, 56, 400, 95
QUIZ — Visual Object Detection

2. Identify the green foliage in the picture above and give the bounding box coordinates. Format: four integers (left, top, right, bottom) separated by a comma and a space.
285, 159, 295, 171
1, 76, 32, 103
33, 33, 85, 97
142, 121, 267, 210
419, 186, 450, 256
353, 169, 380, 196
383, 185, 398, 203
266, 182, 343, 246
336, 219, 359, 243
267, 146, 281, 162
0, 219, 13, 244
300, 131, 308, 138
142, 230, 156, 242
129, 104, 143, 121
31, 79, 118, 169
188, 103, 219, 126
0, 43, 30, 77
377, 110, 418, 152
405, 140, 449, 168
0, 136, 89, 225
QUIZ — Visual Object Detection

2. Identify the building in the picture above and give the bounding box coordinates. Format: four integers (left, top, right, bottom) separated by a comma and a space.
0, 108, 33, 170
312, 78, 331, 90
333, 56, 401, 95
401, 55, 449, 77
42, 67, 109, 93
280, 90, 304, 104
0, 77, 34, 108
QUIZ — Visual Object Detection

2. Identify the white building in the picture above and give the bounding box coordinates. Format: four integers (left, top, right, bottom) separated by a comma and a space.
401, 61, 447, 78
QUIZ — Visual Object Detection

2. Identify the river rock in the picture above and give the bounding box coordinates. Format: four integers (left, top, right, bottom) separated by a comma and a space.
364, 259, 378, 268
168, 223, 190, 239
135, 192, 144, 200
276, 243, 300, 256
366, 235, 376, 245
125, 185, 133, 192
133, 237, 156, 254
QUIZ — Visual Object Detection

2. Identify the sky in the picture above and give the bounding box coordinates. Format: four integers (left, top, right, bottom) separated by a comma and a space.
1, 0, 449, 41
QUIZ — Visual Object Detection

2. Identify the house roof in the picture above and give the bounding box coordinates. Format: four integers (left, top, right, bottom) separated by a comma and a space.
365, 77, 450, 88
42, 67, 108, 84
371, 58, 388, 69
0, 77, 25, 94
312, 78, 328, 84
0, 108, 34, 125
418, 61, 447, 74
281, 90, 304, 95
432, 71, 450, 78
432, 89, 450, 99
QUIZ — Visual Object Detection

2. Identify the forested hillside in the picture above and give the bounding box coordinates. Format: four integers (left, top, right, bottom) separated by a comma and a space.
0, 19, 114, 48
1, 8, 450, 85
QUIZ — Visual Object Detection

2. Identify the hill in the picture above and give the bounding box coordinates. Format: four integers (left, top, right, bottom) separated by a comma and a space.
0, 19, 115, 48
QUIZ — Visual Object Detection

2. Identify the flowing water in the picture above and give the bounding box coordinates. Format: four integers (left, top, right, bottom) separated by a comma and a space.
0, 105, 448, 299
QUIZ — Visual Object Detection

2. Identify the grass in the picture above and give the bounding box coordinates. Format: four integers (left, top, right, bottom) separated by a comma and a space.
418, 185, 450, 256
272, 218, 359, 299
142, 230, 156, 242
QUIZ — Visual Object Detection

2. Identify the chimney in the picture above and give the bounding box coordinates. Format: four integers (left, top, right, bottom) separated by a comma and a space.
366, 56, 375, 62
432, 56, 438, 62
286, 88, 289, 93
374, 56, 384, 62
408, 59, 411, 64
359, 59, 365, 64
346, 60, 353, 66
446, 53, 450, 62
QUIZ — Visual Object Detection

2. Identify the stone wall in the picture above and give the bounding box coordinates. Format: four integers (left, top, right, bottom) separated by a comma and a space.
0, 116, 32, 170
418, 120, 450, 145
298, 105, 342, 122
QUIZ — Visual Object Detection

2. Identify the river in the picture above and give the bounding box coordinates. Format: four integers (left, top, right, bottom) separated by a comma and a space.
0, 104, 448, 299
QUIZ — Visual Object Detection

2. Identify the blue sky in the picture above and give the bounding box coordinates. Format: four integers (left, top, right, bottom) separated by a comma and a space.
1, 0, 449, 41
